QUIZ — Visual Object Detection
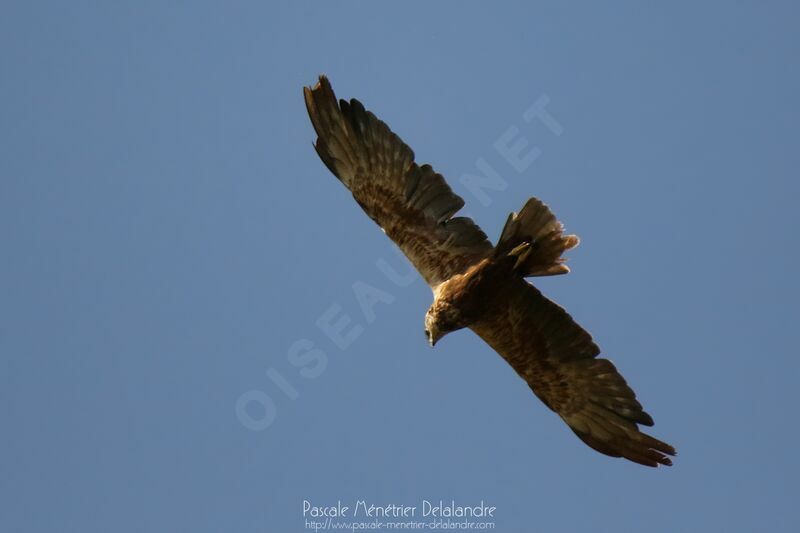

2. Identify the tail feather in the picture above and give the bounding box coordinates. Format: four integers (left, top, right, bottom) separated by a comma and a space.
495, 197, 579, 277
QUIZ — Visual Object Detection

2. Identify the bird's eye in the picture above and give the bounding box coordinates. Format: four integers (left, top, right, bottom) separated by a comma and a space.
424, 329, 430, 339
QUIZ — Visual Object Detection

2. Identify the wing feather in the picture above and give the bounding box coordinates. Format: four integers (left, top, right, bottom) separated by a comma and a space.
470, 278, 676, 467
304, 76, 492, 286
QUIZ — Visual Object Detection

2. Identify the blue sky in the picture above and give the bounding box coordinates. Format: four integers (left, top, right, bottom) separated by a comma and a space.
2, 2, 799, 532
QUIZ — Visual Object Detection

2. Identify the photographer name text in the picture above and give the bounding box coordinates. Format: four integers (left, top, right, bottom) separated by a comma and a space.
302, 499, 496, 519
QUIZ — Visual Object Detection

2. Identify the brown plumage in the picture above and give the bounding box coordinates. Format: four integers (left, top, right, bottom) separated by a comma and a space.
304, 75, 675, 467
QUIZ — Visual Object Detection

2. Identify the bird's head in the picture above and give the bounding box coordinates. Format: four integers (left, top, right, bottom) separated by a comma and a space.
424, 300, 467, 347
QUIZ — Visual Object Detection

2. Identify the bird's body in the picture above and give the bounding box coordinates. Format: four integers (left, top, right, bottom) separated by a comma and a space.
304, 75, 675, 467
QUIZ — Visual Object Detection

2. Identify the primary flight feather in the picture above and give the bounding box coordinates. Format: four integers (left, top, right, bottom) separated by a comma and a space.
304, 75, 675, 467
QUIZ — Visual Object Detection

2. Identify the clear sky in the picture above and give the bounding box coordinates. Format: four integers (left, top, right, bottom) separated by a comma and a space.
2, 2, 799, 532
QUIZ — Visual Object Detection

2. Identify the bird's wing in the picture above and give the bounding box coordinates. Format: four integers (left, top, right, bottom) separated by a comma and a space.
470, 278, 675, 467
304, 76, 493, 287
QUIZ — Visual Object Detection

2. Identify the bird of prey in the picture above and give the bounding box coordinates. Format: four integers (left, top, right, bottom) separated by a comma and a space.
303, 75, 675, 467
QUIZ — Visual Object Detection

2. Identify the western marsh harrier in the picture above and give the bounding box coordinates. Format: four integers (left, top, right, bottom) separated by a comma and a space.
304, 76, 675, 467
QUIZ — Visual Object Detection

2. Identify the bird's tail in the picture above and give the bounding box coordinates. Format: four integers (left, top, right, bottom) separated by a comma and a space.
494, 197, 579, 277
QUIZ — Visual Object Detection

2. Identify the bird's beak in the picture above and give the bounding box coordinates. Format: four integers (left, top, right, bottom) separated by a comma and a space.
428, 329, 440, 347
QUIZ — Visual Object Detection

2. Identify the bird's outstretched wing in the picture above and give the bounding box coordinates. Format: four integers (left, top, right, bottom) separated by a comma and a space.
470, 278, 676, 467
304, 76, 493, 287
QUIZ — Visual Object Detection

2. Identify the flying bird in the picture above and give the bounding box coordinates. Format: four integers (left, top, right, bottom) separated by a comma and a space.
303, 76, 675, 467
